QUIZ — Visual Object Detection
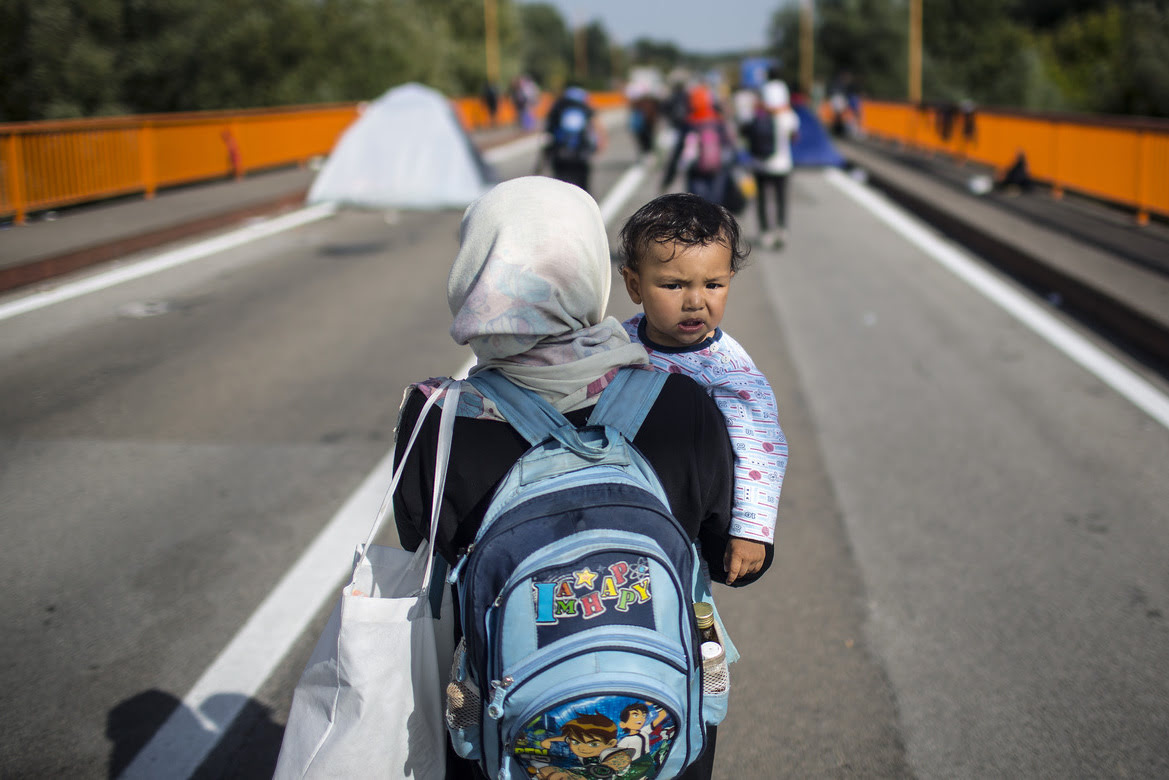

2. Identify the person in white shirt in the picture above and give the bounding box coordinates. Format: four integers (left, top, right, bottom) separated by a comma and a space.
616, 702, 669, 760
751, 74, 800, 249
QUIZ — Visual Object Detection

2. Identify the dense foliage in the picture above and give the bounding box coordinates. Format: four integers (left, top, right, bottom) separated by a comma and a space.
764, 0, 1169, 117
1, 0, 551, 121
2, 0, 1165, 122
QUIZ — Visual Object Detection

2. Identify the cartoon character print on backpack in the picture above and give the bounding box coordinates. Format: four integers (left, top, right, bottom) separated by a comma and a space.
512, 695, 678, 779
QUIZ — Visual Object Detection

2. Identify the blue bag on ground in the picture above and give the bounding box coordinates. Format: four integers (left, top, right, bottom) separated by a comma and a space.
442, 367, 732, 779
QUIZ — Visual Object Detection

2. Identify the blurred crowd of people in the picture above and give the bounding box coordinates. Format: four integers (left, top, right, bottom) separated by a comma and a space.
499, 68, 808, 250
626, 68, 801, 250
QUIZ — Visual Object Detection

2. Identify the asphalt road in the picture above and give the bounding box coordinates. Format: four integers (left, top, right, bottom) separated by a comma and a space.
1, 128, 1167, 779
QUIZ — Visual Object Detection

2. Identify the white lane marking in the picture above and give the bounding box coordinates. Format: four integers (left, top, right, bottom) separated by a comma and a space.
825, 166, 1169, 431
118, 155, 650, 779
118, 442, 402, 779
0, 203, 338, 323
600, 164, 648, 225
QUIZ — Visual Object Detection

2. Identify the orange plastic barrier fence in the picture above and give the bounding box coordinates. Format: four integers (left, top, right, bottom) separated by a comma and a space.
0, 91, 627, 225
451, 93, 552, 131
854, 100, 1169, 225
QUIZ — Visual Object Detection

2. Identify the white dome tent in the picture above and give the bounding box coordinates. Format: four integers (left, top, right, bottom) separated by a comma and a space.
308, 83, 496, 210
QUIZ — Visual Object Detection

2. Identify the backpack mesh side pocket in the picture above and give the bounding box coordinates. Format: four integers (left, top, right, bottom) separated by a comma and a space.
702, 654, 730, 696
445, 638, 481, 732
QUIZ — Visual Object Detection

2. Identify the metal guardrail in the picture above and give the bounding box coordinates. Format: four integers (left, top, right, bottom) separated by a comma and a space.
0, 104, 358, 225
0, 91, 625, 225
853, 100, 1169, 225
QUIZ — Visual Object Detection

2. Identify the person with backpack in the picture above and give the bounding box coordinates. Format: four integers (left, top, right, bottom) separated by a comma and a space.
626, 83, 661, 161
541, 85, 607, 193
662, 85, 737, 209
392, 176, 771, 780
746, 73, 800, 249
482, 82, 500, 127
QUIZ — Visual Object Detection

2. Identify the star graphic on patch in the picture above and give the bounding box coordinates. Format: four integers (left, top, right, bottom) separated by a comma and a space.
574, 567, 599, 589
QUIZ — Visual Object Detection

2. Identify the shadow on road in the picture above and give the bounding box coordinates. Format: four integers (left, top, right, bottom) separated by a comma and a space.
107, 690, 285, 779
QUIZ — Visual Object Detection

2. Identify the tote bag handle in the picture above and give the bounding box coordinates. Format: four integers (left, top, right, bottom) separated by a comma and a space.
352, 380, 462, 596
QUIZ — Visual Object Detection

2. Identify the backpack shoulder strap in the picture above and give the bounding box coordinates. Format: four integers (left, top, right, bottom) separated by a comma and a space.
465, 369, 568, 446
587, 367, 668, 440
469, 367, 668, 455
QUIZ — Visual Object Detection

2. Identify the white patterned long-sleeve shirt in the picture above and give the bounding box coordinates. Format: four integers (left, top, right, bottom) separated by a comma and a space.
623, 314, 786, 543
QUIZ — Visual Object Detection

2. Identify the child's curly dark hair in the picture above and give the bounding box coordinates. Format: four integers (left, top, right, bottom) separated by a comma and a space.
619, 193, 750, 273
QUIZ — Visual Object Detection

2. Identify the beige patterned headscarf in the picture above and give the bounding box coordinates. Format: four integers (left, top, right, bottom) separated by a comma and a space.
447, 177, 648, 412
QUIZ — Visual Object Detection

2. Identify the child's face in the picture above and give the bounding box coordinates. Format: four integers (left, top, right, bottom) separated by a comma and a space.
622, 239, 734, 348
623, 710, 647, 730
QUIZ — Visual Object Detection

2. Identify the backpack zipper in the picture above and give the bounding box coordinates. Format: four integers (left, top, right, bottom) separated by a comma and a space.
476, 465, 662, 543
487, 628, 689, 719
500, 678, 694, 770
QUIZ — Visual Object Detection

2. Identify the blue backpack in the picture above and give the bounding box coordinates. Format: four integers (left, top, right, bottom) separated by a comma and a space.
550, 101, 596, 162
443, 367, 735, 780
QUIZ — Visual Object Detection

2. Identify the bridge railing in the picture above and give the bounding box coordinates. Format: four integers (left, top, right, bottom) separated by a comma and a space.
856, 100, 1169, 225
0, 103, 359, 225
0, 91, 624, 225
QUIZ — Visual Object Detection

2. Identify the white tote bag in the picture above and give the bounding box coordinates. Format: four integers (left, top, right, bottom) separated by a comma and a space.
275, 382, 461, 779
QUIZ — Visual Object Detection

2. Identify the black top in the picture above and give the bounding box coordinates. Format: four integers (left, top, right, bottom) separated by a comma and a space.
392, 372, 772, 586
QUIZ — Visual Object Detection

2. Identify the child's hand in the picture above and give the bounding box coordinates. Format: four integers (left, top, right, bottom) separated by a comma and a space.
724, 538, 766, 585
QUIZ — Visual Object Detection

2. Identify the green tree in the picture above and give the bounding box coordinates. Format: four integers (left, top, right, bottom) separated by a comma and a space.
120, 0, 322, 112
765, 5, 802, 89
518, 3, 572, 90
312, 0, 456, 102
1037, 1, 1169, 117
118, 0, 212, 113
1119, 2, 1169, 117
815, 0, 906, 99
920, 0, 1035, 106
628, 38, 685, 74
418, 0, 523, 96
1036, 4, 1124, 112
1, 0, 126, 120
1013, 0, 1121, 30
580, 21, 614, 89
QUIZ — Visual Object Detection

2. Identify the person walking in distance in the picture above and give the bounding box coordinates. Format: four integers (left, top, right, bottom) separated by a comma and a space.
541, 86, 607, 193
662, 85, 736, 208
746, 72, 799, 249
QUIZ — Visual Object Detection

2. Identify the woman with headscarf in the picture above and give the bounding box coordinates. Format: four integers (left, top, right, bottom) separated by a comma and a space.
392, 177, 771, 779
